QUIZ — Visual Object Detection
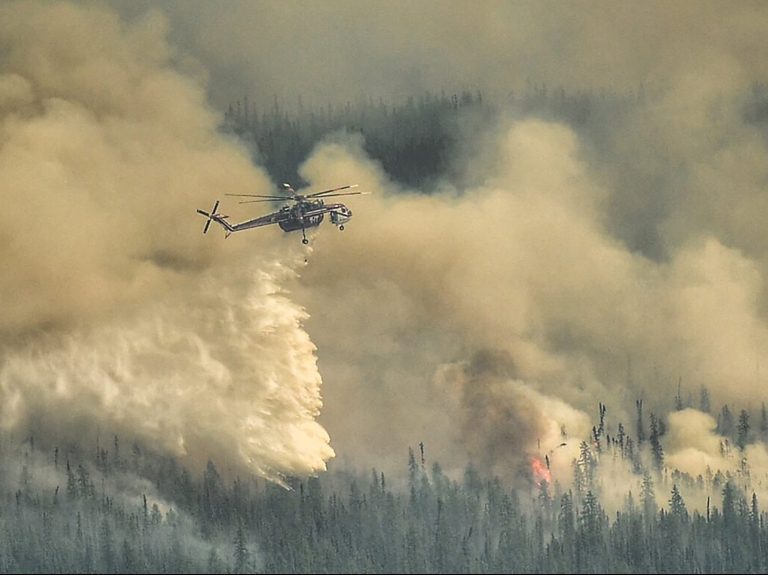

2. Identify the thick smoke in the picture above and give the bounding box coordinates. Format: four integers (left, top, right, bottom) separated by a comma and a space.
0, 256, 333, 481
214, 0, 768, 492
0, 1, 333, 480
295, 111, 768, 489
5, 0, 768, 509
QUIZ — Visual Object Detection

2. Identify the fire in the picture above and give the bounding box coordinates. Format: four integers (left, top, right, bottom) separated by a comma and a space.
531, 456, 552, 487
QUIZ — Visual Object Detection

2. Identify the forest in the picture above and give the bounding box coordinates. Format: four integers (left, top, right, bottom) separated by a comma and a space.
223, 81, 767, 190
4, 86, 768, 574
1, 395, 767, 573
222, 85, 649, 190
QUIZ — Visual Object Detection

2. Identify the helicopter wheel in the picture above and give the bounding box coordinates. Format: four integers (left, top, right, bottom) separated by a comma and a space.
339, 225, 345, 231
302, 238, 309, 245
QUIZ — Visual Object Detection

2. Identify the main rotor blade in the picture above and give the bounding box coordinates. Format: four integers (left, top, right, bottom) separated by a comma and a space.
312, 191, 370, 198
238, 199, 283, 204
203, 218, 212, 234
306, 184, 359, 198
225, 193, 287, 199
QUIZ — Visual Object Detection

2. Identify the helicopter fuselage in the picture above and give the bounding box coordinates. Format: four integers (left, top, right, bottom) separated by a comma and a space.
278, 199, 326, 232
276, 199, 352, 233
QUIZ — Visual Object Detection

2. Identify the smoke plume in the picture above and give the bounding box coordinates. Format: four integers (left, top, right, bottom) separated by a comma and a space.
295, 109, 768, 488
0, 1, 333, 481
5, 0, 768, 508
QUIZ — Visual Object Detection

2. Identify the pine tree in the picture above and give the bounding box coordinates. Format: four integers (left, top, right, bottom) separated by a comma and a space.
100, 517, 114, 574
66, 460, 77, 500
760, 402, 768, 440
641, 470, 657, 524
737, 409, 750, 450
577, 490, 603, 570
557, 490, 576, 567
576, 441, 597, 495
750, 492, 761, 573
675, 378, 684, 410
649, 413, 664, 471
76, 463, 92, 498
700, 386, 711, 413
636, 399, 645, 444
616, 422, 626, 455
408, 446, 418, 487
597, 402, 607, 439
233, 524, 250, 574
721, 480, 738, 527
718, 404, 735, 436
537, 479, 552, 520
669, 484, 688, 522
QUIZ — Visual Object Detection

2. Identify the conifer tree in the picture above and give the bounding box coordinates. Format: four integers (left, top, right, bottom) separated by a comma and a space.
636, 400, 645, 444
700, 386, 711, 413
641, 471, 657, 525
233, 524, 250, 574
649, 413, 664, 471
669, 484, 688, 522
737, 409, 750, 450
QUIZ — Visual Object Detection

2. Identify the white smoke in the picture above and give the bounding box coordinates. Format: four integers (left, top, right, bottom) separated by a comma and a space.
0, 1, 334, 481
0, 252, 333, 481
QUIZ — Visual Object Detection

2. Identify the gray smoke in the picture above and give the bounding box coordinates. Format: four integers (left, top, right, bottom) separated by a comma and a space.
111, 1, 768, 111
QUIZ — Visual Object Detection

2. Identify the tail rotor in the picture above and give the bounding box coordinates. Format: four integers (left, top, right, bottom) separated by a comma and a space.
196, 200, 220, 234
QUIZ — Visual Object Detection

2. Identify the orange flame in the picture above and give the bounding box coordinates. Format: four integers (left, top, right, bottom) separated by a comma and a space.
531, 456, 551, 487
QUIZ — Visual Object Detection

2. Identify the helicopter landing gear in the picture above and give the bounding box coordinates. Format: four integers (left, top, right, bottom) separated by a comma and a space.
339, 225, 345, 231
302, 237, 309, 245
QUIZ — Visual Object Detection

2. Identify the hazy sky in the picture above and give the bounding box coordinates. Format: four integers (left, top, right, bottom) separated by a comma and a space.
111, 0, 768, 108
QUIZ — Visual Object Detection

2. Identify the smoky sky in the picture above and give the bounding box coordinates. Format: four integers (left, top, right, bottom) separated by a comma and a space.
111, 1, 768, 109
3, 0, 768, 500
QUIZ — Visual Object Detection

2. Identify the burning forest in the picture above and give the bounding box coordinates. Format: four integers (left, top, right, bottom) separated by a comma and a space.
2, 1, 768, 573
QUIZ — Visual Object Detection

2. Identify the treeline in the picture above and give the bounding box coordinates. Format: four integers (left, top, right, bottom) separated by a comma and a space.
222, 85, 648, 189
1, 396, 768, 573
222, 81, 768, 192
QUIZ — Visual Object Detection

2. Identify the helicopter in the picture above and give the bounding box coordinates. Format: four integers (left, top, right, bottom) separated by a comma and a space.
196, 183, 367, 244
